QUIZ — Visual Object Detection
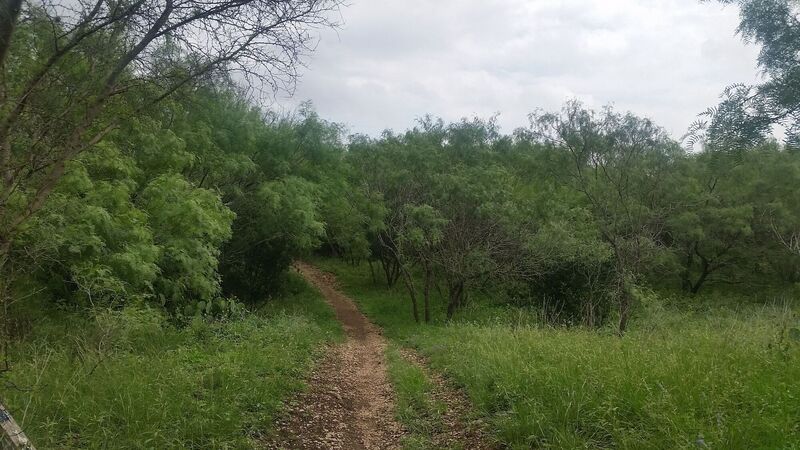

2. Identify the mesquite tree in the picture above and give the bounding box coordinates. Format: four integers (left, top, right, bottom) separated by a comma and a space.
0, 0, 340, 274
531, 102, 681, 334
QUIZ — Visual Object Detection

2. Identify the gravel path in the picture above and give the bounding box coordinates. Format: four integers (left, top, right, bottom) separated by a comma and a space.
263, 262, 405, 450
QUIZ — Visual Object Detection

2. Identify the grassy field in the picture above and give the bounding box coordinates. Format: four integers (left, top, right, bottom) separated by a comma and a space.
315, 258, 800, 450
1, 273, 342, 449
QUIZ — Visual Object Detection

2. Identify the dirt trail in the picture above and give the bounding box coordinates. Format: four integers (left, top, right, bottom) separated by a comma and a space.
263, 262, 404, 450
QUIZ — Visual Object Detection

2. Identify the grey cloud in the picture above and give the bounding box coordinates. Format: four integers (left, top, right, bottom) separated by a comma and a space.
277, 0, 762, 138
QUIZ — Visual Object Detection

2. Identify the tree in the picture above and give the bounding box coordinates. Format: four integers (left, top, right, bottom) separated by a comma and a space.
397, 204, 446, 323
0, 0, 341, 284
531, 102, 681, 334
220, 176, 324, 301
349, 117, 542, 321
664, 152, 761, 293
691, 0, 799, 151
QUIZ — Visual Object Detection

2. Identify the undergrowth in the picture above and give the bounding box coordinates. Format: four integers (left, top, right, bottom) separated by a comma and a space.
1, 273, 341, 449
318, 257, 800, 449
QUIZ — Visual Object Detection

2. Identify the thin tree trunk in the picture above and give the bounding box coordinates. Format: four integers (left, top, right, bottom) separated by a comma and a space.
380, 254, 391, 286
400, 267, 419, 323
368, 260, 377, 284
423, 264, 431, 323
380, 253, 399, 287
446, 280, 464, 320
390, 259, 401, 285
616, 279, 632, 336
583, 296, 595, 328
0, 234, 9, 273
690, 258, 711, 294
681, 246, 694, 293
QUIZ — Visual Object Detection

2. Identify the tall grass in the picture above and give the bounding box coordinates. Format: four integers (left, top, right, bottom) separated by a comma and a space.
385, 344, 445, 450
318, 258, 800, 449
1, 273, 342, 449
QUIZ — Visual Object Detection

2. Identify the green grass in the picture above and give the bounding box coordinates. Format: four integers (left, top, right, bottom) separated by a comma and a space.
317, 257, 800, 450
1, 273, 342, 449
385, 344, 445, 450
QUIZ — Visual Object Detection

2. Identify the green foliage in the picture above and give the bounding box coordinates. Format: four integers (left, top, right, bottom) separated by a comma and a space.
322, 257, 800, 450
320, 180, 386, 263
696, 0, 800, 150
3, 75, 360, 310
340, 101, 800, 329
220, 175, 325, 301
3, 274, 341, 449
14, 143, 159, 305
139, 174, 234, 307
385, 345, 446, 450
3, 4, 800, 447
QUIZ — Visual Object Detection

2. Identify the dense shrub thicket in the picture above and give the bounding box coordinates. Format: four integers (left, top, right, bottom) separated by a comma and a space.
338, 112, 800, 331
2, 87, 348, 314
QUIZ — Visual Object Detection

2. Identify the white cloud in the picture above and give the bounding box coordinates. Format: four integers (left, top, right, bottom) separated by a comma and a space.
275, 0, 762, 139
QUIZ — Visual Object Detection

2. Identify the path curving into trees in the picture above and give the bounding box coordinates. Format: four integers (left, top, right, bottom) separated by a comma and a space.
263, 262, 404, 449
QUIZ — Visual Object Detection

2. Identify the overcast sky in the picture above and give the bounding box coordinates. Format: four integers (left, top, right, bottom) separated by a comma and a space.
275, 0, 763, 139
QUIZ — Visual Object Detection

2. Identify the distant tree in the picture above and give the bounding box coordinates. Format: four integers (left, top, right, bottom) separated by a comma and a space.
754, 145, 800, 258
532, 102, 681, 334
397, 204, 446, 323
665, 152, 756, 293
427, 164, 537, 320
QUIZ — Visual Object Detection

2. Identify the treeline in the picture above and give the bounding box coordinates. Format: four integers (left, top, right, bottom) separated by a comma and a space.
335, 108, 800, 333
2, 0, 798, 339
322, 0, 800, 333
13, 83, 800, 336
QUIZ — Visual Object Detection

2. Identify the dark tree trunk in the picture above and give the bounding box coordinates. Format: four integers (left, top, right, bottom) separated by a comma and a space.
380, 254, 393, 286
617, 288, 632, 336
681, 246, 695, 293
583, 297, 595, 328
690, 257, 711, 294
400, 267, 419, 323
379, 252, 401, 287
0, 235, 9, 272
368, 260, 377, 284
446, 280, 464, 320
391, 259, 401, 285
681, 242, 714, 294
614, 271, 633, 336
422, 264, 432, 323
